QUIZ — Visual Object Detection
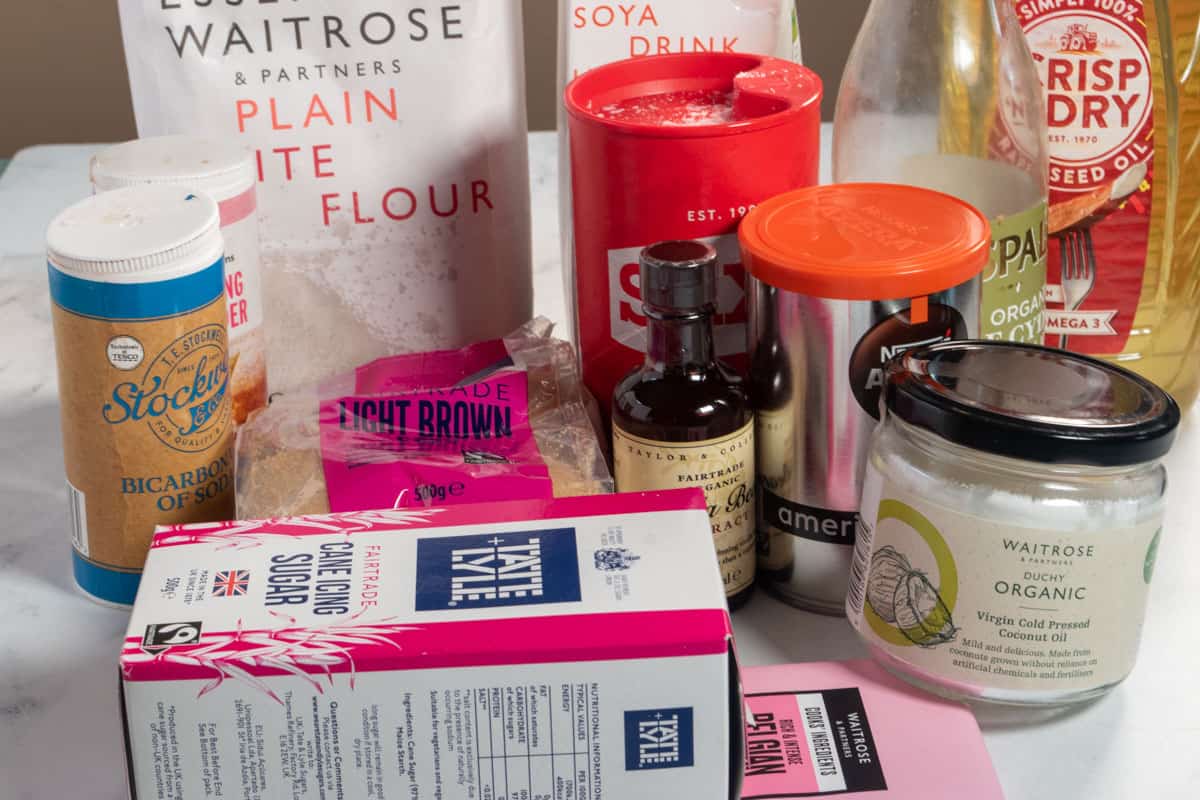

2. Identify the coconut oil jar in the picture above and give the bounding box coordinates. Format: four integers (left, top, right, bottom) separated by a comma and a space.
847, 341, 1180, 706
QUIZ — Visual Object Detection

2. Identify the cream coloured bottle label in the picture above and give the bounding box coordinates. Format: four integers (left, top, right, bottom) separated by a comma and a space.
755, 405, 795, 571
613, 422, 755, 596
847, 461, 1161, 693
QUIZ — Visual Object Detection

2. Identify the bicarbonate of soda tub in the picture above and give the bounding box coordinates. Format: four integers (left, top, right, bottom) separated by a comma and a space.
47, 185, 235, 607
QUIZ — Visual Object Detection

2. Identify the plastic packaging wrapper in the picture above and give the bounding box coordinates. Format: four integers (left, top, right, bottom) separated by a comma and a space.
235, 319, 613, 518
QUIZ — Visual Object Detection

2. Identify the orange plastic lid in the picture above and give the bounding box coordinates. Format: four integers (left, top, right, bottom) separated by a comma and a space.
738, 183, 991, 300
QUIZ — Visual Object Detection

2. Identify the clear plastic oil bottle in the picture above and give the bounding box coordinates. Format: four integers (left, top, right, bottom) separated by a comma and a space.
1010, 0, 1200, 408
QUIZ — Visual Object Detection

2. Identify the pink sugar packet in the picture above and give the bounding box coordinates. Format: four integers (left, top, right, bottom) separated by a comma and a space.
741, 660, 1004, 799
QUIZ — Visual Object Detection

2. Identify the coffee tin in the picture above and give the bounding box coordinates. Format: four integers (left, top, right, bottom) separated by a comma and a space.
740, 183, 989, 613
47, 186, 235, 606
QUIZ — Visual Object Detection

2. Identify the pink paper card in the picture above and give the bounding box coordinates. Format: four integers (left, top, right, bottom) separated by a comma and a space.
742, 660, 1004, 799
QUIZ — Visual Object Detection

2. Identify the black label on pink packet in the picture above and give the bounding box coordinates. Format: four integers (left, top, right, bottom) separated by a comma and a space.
743, 688, 887, 797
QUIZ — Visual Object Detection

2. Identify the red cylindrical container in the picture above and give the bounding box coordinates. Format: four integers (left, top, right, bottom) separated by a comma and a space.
565, 52, 822, 409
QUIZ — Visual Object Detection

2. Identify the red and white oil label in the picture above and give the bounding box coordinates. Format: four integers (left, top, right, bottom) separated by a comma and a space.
1014, 0, 1155, 353
607, 234, 748, 359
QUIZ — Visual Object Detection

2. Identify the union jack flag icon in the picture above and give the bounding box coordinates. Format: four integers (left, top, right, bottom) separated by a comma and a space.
212, 570, 250, 597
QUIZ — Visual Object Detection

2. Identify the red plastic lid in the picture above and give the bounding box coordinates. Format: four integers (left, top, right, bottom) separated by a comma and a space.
564, 53, 822, 138
738, 183, 991, 300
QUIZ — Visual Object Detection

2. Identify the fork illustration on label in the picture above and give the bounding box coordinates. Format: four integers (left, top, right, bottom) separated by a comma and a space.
1058, 228, 1098, 350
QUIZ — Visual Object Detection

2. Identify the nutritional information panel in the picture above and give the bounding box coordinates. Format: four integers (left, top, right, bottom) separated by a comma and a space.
473, 683, 599, 800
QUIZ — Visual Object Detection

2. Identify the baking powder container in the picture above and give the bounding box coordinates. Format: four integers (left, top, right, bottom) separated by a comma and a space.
47, 186, 235, 606
565, 52, 822, 410
739, 183, 989, 613
91, 136, 266, 424
850, 342, 1179, 706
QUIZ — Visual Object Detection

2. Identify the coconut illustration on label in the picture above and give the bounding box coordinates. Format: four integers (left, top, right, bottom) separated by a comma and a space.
859, 502, 959, 649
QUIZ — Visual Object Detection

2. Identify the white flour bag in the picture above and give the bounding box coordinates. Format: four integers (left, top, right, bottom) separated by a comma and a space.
117, 1, 533, 391
556, 0, 802, 338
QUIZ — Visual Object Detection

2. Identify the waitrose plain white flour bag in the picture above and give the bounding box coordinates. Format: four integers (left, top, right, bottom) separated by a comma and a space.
117, 1, 533, 391
556, 0, 801, 338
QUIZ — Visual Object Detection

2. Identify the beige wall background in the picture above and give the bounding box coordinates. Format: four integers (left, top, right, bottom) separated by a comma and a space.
0, 0, 867, 157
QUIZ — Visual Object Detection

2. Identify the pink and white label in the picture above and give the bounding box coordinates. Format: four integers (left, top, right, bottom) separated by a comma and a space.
743, 688, 887, 798
318, 370, 552, 512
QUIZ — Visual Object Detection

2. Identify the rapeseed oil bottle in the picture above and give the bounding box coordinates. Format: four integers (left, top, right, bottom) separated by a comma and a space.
1011, 0, 1200, 409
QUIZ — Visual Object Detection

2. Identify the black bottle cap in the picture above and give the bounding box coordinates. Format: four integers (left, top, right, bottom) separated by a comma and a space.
884, 341, 1181, 466
640, 240, 718, 314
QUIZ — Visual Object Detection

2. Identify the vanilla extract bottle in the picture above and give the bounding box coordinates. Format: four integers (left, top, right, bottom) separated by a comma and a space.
612, 241, 756, 609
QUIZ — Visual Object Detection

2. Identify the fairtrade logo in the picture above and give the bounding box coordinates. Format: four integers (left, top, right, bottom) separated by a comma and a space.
102, 324, 230, 453
141, 621, 203, 655
864, 500, 959, 648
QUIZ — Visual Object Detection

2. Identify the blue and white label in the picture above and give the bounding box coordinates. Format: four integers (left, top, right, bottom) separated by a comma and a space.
624, 707, 695, 771
414, 529, 582, 611
48, 258, 225, 321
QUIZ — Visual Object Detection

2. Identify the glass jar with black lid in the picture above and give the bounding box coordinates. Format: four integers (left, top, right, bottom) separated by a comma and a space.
847, 341, 1180, 706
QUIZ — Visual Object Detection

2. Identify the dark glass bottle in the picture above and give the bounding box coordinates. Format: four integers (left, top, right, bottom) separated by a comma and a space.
748, 284, 797, 586
612, 241, 756, 610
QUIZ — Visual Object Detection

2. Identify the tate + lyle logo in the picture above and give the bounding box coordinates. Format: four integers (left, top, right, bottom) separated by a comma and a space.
414, 529, 582, 611
451, 535, 544, 605
624, 707, 694, 771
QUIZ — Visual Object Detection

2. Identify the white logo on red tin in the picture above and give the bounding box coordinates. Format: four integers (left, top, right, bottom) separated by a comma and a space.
1023, 10, 1153, 193
607, 234, 747, 357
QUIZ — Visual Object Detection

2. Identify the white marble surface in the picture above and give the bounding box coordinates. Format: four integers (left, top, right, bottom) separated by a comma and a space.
1, 132, 1197, 800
